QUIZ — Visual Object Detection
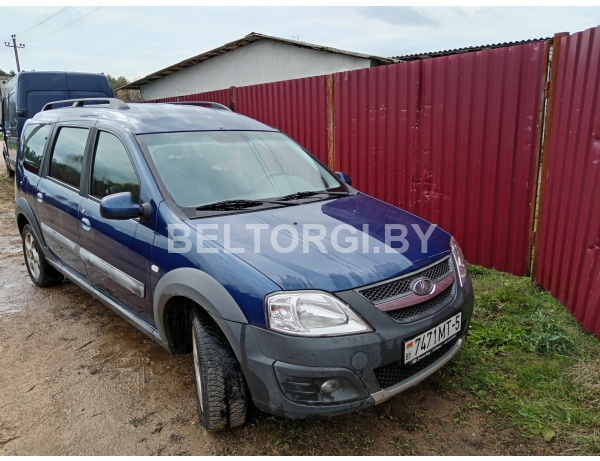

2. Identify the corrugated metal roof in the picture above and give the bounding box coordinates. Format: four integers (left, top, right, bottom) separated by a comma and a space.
392, 37, 552, 61
120, 32, 394, 91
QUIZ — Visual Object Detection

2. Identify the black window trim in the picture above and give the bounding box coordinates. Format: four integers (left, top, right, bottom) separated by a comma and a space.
41, 122, 94, 194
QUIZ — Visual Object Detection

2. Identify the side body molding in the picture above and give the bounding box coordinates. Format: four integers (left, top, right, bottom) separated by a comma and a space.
153, 267, 249, 347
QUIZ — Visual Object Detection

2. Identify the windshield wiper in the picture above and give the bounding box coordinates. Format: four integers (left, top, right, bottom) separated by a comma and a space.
276, 190, 350, 202
196, 191, 350, 210
196, 198, 294, 211
196, 199, 265, 211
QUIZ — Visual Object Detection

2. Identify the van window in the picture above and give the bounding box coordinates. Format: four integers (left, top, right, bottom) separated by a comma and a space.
91, 131, 140, 203
27, 91, 69, 115
1, 94, 9, 134
22, 124, 51, 175
49, 127, 89, 189
7, 93, 16, 137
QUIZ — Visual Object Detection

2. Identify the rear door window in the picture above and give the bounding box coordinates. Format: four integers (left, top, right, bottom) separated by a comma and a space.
49, 127, 89, 189
22, 124, 51, 175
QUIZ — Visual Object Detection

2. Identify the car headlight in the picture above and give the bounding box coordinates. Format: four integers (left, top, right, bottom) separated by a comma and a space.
267, 291, 373, 337
450, 237, 468, 287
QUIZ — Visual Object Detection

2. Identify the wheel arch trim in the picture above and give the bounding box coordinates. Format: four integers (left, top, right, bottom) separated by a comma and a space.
15, 197, 52, 257
153, 267, 248, 350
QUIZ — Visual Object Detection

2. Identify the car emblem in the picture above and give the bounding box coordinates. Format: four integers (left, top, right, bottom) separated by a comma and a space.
411, 277, 435, 296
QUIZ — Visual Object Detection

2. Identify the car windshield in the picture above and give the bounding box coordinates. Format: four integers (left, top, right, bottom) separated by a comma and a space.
137, 131, 345, 209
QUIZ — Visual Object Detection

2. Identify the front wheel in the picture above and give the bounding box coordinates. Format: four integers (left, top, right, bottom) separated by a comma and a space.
22, 224, 63, 287
190, 309, 248, 431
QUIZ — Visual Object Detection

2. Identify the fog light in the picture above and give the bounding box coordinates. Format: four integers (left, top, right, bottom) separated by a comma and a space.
320, 379, 340, 394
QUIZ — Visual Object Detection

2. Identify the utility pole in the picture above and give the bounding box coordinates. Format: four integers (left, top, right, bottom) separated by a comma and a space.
5, 35, 25, 72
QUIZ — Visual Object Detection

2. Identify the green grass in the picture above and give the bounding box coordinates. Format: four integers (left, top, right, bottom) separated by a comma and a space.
434, 265, 600, 454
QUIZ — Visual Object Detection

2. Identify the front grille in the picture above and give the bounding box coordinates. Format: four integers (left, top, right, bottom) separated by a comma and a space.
359, 258, 451, 304
373, 336, 459, 389
386, 285, 453, 322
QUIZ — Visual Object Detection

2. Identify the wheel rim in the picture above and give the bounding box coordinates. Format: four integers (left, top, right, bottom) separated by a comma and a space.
24, 232, 41, 281
192, 326, 204, 412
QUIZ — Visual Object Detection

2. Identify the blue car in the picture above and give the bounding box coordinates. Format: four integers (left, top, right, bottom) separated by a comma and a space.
15, 98, 474, 431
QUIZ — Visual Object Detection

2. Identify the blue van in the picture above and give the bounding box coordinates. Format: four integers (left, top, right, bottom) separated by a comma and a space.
2, 71, 113, 176
14, 99, 474, 431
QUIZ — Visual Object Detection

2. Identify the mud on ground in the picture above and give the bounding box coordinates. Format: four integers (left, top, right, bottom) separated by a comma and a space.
0, 167, 551, 455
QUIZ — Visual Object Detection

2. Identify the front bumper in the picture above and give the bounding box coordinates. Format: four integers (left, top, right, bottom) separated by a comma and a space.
217, 276, 474, 419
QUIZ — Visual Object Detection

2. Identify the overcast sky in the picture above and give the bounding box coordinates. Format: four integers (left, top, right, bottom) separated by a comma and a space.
0, 5, 599, 81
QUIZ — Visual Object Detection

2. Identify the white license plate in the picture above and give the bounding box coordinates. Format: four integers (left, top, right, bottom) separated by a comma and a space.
404, 313, 461, 365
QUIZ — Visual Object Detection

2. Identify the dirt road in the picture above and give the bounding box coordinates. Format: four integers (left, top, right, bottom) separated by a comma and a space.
0, 169, 548, 455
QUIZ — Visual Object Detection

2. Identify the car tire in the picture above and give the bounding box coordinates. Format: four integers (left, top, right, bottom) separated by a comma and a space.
190, 308, 247, 431
3, 146, 14, 177
4, 158, 14, 178
22, 224, 63, 287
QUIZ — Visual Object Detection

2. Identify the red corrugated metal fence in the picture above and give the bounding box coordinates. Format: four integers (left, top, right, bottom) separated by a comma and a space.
334, 41, 549, 276
149, 89, 231, 107
235, 76, 329, 163
535, 26, 600, 338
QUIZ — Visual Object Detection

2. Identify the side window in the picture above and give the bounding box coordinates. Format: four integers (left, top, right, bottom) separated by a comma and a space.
91, 131, 140, 203
49, 127, 89, 189
1, 96, 7, 134
22, 124, 51, 175
7, 93, 16, 136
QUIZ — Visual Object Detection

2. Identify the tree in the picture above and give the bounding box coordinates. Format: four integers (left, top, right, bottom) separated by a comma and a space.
106, 74, 129, 92
105, 74, 142, 102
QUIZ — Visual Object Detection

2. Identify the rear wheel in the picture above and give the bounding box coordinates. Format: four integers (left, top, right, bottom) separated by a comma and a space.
3, 147, 14, 177
22, 224, 63, 287
5, 162, 14, 177
190, 308, 247, 431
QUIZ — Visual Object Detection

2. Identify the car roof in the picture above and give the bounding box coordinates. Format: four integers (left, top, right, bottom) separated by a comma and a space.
29, 102, 278, 134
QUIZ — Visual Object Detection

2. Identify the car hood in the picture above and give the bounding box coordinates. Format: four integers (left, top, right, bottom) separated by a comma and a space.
189, 193, 451, 292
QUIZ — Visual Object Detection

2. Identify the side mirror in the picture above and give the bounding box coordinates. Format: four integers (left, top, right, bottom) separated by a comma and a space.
100, 192, 151, 220
335, 171, 352, 186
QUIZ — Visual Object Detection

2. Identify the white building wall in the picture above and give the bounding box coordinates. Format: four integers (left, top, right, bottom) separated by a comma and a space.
141, 40, 372, 100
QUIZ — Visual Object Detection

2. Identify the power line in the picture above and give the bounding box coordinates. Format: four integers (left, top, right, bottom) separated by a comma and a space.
16, 7, 70, 37
25, 7, 102, 45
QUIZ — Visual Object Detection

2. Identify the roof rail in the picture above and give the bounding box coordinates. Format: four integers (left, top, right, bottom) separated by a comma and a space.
163, 101, 232, 111
42, 98, 130, 112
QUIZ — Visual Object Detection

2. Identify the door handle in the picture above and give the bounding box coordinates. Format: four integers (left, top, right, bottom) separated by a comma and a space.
36, 192, 44, 203
81, 217, 91, 231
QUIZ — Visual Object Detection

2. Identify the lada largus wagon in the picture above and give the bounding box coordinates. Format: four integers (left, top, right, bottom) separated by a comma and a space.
14, 98, 474, 431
